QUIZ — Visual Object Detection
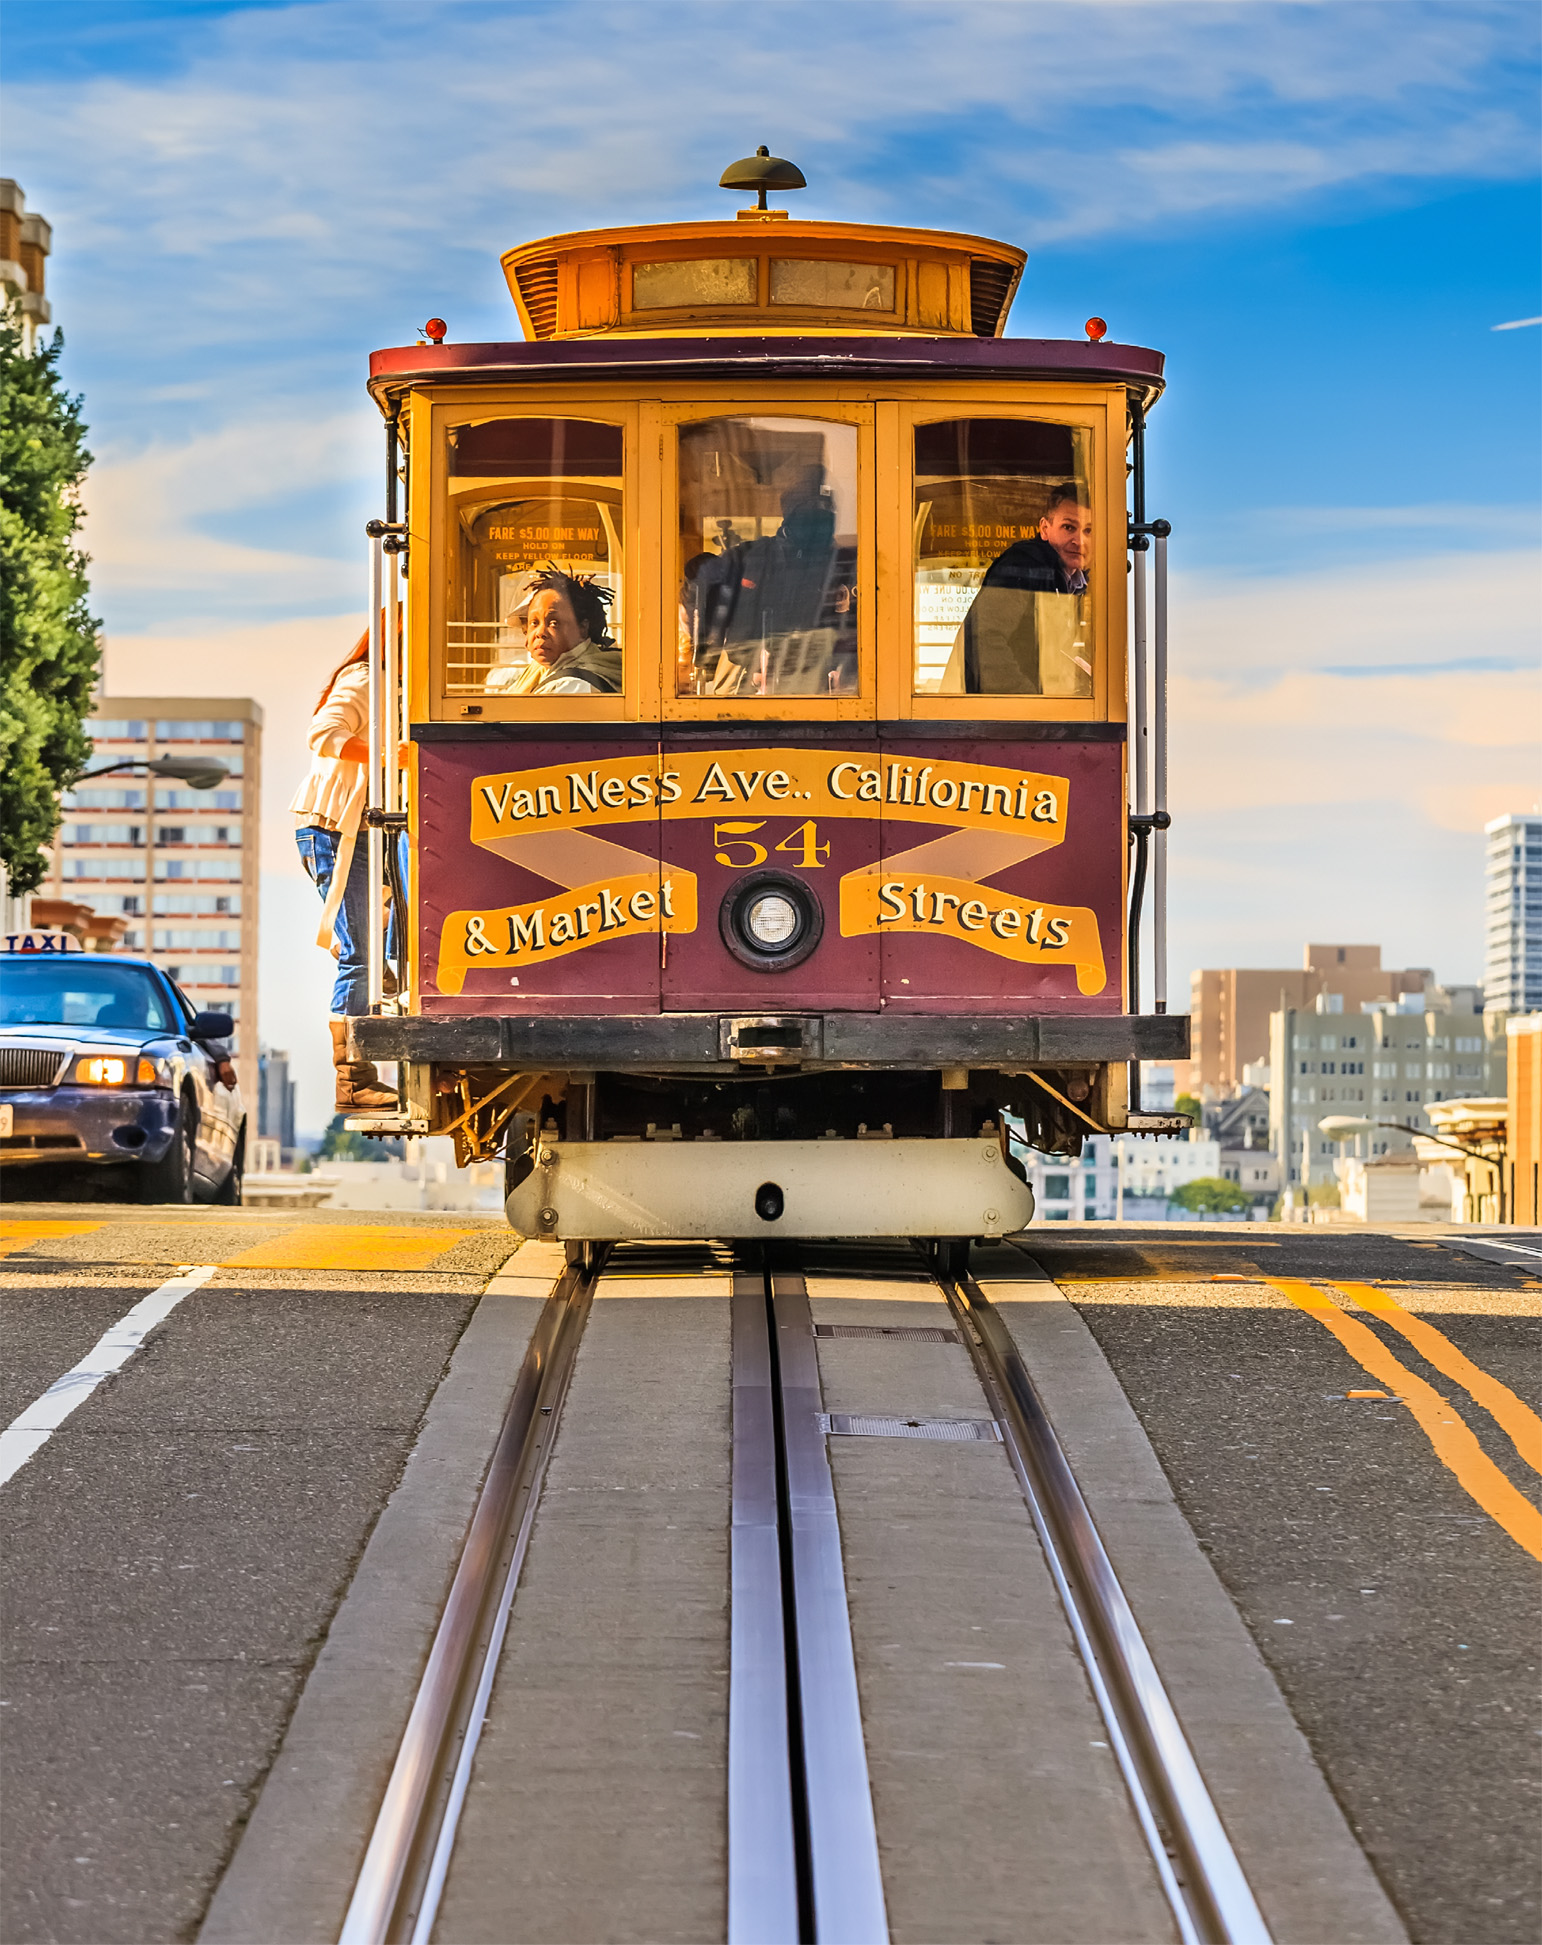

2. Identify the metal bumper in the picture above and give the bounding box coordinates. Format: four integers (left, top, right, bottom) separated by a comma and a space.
0, 1088, 179, 1165
506, 1136, 1036, 1241
357, 1011, 1190, 1070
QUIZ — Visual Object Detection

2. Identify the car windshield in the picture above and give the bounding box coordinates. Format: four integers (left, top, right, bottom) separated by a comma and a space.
0, 959, 174, 1030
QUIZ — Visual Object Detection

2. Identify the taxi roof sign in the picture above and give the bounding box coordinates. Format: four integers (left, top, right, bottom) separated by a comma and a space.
3, 931, 86, 954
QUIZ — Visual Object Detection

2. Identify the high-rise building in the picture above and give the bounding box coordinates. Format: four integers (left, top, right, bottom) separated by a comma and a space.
1484, 813, 1542, 1015
41, 699, 262, 1072
1, 178, 52, 351
1269, 988, 1506, 1191
1188, 944, 1431, 1099
258, 1047, 297, 1155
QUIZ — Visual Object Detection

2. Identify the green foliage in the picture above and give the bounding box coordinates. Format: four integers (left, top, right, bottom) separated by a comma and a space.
1, 303, 102, 896
1168, 1175, 1252, 1215
1174, 1092, 1203, 1123
316, 1115, 405, 1161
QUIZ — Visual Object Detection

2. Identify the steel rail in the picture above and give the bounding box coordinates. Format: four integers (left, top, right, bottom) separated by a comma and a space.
935, 1260, 1272, 1945
338, 1257, 597, 1945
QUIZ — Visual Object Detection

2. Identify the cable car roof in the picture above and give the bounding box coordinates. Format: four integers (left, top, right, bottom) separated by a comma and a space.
367, 331, 1165, 411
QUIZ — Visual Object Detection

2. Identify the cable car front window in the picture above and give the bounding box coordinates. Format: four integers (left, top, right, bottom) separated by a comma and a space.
445, 417, 624, 699
914, 419, 1094, 697
676, 417, 858, 698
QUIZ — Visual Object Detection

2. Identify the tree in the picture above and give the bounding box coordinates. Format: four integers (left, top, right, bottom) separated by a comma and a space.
1174, 1092, 1202, 1124
1, 303, 102, 896
1168, 1176, 1251, 1216
316, 1115, 404, 1161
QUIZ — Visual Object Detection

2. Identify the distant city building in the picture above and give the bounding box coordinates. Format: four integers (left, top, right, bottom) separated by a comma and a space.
1188, 945, 1431, 1099
0, 178, 52, 350
1269, 987, 1507, 1191
1484, 813, 1542, 1015
258, 1047, 297, 1154
1017, 1130, 1227, 1221
40, 699, 263, 1071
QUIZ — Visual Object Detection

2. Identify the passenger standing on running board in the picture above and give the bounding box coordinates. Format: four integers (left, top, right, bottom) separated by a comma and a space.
290, 630, 398, 1110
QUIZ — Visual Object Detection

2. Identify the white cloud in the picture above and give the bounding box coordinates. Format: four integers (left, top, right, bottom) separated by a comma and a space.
81, 411, 368, 612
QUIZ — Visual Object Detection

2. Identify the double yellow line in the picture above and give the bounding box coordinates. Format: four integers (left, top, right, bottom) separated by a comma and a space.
1267, 1277, 1542, 1561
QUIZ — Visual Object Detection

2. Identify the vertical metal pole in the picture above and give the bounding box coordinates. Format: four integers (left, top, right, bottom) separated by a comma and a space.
386, 550, 400, 816
367, 534, 385, 1011
1131, 548, 1149, 824
1152, 530, 1168, 1014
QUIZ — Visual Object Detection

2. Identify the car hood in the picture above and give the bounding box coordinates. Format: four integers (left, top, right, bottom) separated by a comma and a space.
0, 1023, 162, 1051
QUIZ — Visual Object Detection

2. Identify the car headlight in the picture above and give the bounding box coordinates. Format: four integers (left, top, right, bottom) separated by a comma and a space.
73, 1055, 166, 1086
75, 1056, 129, 1085
720, 872, 824, 971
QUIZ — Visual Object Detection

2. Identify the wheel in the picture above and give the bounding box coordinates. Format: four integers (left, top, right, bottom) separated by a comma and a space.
138, 1094, 196, 1204
213, 1121, 246, 1205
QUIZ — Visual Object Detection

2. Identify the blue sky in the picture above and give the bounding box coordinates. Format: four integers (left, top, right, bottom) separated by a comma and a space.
6, 0, 1539, 1127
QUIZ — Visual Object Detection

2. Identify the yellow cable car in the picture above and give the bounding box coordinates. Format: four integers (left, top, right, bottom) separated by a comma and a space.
352, 151, 1188, 1247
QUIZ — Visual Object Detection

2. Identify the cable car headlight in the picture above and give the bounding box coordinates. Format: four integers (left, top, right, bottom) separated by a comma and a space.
720, 873, 824, 971
744, 892, 800, 948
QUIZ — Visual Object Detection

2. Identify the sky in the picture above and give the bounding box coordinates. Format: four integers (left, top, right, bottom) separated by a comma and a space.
6, 0, 1540, 1134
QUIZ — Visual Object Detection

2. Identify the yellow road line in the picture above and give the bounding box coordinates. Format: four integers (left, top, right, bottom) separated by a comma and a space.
1334, 1280, 1542, 1481
1269, 1277, 1542, 1563
220, 1225, 482, 1272
0, 1220, 104, 1261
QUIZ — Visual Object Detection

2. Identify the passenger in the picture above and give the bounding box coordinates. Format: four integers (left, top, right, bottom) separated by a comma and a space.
289, 630, 398, 1111
688, 468, 852, 695
506, 569, 622, 696
946, 482, 1093, 695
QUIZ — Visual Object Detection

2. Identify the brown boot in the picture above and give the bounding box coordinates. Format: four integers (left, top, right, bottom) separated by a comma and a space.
330, 1019, 397, 1111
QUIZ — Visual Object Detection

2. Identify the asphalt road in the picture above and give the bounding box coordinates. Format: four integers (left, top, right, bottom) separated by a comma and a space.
0, 1206, 519, 1945
1031, 1226, 1542, 1945
1, 1207, 1536, 1944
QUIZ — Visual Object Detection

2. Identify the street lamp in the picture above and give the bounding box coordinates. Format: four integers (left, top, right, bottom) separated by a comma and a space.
75, 755, 229, 791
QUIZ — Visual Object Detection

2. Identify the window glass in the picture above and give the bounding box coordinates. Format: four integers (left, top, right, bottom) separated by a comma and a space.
676, 417, 858, 698
445, 418, 624, 701
634, 258, 756, 308
913, 419, 1094, 696
0, 959, 174, 1030
769, 260, 894, 311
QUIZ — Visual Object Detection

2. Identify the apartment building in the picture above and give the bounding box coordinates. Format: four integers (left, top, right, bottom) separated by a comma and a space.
1484, 813, 1542, 1015
1, 178, 52, 350
1017, 1131, 1225, 1221
1188, 944, 1430, 1099
1269, 988, 1506, 1191
40, 700, 262, 1070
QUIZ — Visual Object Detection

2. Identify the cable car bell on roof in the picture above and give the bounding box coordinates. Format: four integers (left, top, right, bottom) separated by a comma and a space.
720, 145, 806, 218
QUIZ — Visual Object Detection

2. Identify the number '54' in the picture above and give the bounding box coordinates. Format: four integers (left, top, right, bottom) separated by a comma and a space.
713, 820, 831, 869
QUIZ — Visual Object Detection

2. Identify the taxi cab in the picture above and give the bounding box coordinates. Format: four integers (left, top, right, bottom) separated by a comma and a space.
0, 934, 246, 1203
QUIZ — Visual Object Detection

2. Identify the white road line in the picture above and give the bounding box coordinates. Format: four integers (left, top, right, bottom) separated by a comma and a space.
0, 1265, 219, 1488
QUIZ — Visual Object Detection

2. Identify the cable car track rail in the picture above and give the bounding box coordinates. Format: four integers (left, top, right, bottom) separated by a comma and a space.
934, 1250, 1272, 1945
338, 1237, 1269, 1945
338, 1252, 599, 1945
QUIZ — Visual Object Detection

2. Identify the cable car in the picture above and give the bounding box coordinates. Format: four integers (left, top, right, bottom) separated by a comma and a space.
350, 150, 1188, 1246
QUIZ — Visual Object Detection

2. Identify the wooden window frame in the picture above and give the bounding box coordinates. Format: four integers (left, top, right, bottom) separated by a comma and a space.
887, 391, 1124, 723
659, 398, 877, 724
415, 391, 649, 724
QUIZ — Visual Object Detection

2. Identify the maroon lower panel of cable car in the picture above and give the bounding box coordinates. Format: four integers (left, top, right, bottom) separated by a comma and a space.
414, 731, 1125, 1017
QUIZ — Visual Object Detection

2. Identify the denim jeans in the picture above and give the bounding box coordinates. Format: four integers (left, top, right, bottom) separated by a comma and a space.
295, 825, 402, 1017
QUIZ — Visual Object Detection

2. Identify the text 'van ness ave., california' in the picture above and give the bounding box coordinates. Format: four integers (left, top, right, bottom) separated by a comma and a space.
468, 748, 1070, 847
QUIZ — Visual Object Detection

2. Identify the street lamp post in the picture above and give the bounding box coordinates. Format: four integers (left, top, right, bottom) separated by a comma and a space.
75, 756, 229, 791
1318, 1115, 1508, 1223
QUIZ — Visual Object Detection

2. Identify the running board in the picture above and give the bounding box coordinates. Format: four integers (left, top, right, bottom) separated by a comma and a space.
506, 1136, 1035, 1240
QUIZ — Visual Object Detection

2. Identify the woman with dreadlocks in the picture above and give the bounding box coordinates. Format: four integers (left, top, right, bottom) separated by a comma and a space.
509, 568, 623, 696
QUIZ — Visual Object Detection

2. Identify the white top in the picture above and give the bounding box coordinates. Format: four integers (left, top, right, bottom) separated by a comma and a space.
288, 663, 368, 831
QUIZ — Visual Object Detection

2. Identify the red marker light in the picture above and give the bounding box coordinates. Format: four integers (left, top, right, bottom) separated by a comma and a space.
424, 317, 448, 344
1084, 317, 1108, 342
